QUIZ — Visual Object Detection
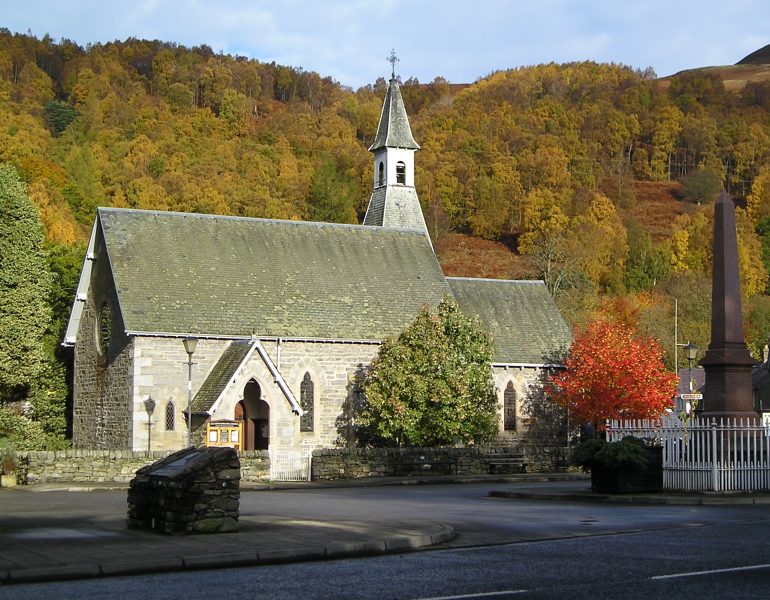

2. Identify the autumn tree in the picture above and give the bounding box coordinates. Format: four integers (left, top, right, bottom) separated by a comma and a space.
547, 318, 677, 430
358, 298, 498, 446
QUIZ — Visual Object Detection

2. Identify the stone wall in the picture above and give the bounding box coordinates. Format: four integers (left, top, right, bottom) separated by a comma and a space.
19, 446, 567, 485
311, 446, 569, 480
127, 447, 240, 534
19, 450, 270, 485
73, 227, 133, 450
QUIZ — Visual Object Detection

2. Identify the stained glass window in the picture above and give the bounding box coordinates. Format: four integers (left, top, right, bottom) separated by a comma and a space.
504, 381, 517, 431
300, 372, 314, 432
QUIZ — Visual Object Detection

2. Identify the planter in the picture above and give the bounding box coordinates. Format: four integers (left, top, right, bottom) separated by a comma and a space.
591, 446, 662, 494
0, 473, 17, 488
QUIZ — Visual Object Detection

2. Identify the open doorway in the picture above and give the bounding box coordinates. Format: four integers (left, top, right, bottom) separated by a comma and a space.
236, 379, 270, 451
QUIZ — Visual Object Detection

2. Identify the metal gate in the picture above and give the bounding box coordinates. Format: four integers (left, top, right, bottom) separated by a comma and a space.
269, 446, 312, 481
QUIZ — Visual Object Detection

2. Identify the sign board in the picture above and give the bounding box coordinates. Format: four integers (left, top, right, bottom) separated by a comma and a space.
680, 393, 703, 400
206, 420, 243, 451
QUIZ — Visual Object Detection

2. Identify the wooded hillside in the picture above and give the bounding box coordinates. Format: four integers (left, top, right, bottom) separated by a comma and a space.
3, 30, 770, 372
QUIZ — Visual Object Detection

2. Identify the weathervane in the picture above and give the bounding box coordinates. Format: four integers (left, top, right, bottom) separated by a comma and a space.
387, 49, 399, 79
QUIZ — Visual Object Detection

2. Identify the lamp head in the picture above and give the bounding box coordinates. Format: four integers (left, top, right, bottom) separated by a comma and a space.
143, 396, 156, 417
183, 337, 198, 356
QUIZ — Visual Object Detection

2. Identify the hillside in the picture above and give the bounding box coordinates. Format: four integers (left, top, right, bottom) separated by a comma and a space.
659, 43, 770, 92
738, 44, 770, 65
3, 33, 770, 362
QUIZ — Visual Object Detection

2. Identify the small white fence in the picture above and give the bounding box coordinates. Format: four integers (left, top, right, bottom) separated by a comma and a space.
269, 446, 312, 482
606, 417, 770, 492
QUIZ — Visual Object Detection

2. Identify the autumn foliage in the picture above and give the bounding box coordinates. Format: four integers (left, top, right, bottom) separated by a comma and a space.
547, 319, 677, 430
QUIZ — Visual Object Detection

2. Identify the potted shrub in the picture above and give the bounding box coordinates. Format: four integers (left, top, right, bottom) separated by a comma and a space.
0, 444, 18, 487
571, 436, 662, 494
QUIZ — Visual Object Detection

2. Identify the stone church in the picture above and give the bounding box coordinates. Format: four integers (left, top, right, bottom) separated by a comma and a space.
64, 74, 571, 453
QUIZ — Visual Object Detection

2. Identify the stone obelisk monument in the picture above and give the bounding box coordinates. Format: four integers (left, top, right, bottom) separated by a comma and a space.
700, 190, 757, 419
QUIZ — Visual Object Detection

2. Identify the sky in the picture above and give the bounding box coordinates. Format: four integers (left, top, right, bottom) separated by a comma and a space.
3, 0, 768, 89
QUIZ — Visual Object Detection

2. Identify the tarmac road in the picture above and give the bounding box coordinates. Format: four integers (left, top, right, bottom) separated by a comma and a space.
3, 476, 770, 597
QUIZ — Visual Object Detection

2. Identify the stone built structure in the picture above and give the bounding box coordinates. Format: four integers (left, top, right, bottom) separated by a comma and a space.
64, 69, 571, 454
700, 190, 758, 419
127, 446, 240, 534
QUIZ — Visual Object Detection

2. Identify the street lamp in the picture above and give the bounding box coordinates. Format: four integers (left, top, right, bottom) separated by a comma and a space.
183, 337, 198, 447
143, 396, 156, 453
683, 341, 698, 414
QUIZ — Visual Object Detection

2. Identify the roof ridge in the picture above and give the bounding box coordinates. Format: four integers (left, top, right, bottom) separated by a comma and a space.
447, 276, 546, 285
97, 207, 428, 235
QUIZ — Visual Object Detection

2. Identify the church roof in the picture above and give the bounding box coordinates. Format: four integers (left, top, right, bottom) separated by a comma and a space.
94, 208, 451, 341
368, 78, 420, 152
447, 278, 572, 365
191, 341, 252, 413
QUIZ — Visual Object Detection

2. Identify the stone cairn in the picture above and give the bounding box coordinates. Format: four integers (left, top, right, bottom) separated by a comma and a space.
127, 446, 240, 534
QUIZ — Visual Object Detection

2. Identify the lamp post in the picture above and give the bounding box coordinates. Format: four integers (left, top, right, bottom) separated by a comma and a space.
183, 337, 198, 447
143, 396, 156, 453
684, 341, 698, 414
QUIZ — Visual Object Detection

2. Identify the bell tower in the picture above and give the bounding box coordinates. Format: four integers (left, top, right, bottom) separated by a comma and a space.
363, 51, 429, 236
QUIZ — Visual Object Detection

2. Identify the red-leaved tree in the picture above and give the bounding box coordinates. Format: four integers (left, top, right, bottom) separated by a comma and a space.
547, 318, 677, 431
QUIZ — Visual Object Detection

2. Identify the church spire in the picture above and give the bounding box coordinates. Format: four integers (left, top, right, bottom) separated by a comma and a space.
368, 51, 419, 153
363, 52, 428, 237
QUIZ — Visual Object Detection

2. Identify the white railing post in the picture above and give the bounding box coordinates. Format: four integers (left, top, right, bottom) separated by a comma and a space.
711, 419, 719, 492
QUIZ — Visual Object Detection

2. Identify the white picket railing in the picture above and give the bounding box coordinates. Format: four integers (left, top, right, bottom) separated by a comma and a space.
606, 417, 770, 492
269, 446, 312, 482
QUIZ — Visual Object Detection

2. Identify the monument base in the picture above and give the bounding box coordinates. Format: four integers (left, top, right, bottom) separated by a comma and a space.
700, 345, 757, 419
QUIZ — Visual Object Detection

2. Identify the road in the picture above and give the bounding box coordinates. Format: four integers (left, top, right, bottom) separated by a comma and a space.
3, 481, 770, 599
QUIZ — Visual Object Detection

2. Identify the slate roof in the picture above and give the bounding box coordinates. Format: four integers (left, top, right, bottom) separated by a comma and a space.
369, 78, 420, 152
96, 208, 451, 341
191, 341, 252, 413
447, 278, 572, 365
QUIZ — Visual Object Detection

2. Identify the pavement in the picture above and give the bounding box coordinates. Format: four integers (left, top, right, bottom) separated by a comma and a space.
2, 473, 770, 586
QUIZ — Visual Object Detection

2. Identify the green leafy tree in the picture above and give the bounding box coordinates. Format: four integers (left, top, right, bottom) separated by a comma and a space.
359, 297, 499, 446
0, 165, 70, 449
44, 100, 78, 136
0, 164, 52, 400
307, 157, 358, 223
681, 166, 722, 205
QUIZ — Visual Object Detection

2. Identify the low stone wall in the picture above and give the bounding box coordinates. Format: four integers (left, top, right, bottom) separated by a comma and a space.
311, 446, 569, 480
19, 449, 271, 485
18, 445, 567, 484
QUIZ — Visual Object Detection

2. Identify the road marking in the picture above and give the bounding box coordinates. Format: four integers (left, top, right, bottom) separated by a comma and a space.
413, 590, 528, 600
651, 563, 770, 580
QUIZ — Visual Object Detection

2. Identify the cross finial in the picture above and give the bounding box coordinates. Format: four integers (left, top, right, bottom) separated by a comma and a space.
387, 49, 399, 79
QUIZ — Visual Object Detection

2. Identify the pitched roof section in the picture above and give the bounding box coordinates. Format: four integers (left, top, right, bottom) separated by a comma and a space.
98, 208, 451, 340
447, 278, 572, 365
191, 341, 253, 413
368, 78, 420, 152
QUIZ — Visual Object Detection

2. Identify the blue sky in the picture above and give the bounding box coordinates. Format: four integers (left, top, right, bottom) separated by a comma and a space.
4, 0, 768, 89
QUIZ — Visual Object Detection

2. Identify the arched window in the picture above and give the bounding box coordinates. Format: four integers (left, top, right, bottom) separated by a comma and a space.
396, 161, 406, 184
165, 401, 175, 431
300, 372, 314, 432
378, 162, 385, 186
504, 382, 516, 431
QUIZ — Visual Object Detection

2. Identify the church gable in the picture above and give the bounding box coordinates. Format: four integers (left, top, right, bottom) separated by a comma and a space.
191, 341, 253, 413
95, 208, 451, 341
